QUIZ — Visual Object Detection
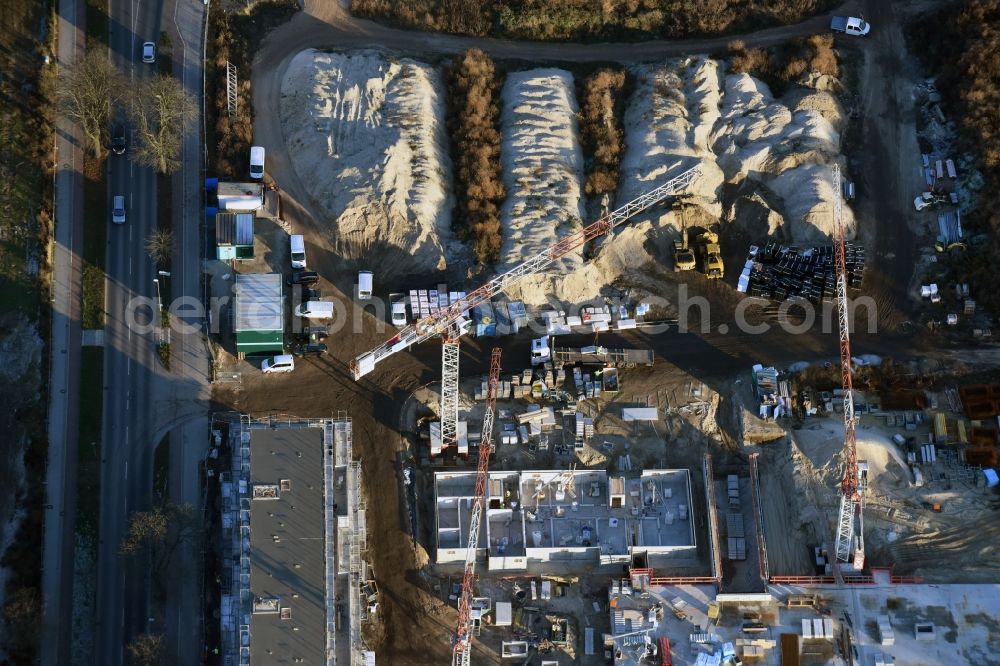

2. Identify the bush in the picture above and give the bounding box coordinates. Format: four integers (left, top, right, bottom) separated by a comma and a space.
353, 1, 836, 41
806, 34, 838, 77
578, 69, 627, 197
207, 2, 297, 178
156, 343, 171, 370
727, 33, 840, 94
445, 49, 506, 264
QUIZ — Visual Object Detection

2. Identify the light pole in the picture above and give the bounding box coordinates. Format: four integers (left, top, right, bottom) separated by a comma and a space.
153, 278, 161, 314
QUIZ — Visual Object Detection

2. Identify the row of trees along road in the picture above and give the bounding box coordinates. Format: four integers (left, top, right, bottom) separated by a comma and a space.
57, 49, 195, 173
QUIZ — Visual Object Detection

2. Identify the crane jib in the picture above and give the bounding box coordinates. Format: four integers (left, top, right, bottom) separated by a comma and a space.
350, 164, 701, 380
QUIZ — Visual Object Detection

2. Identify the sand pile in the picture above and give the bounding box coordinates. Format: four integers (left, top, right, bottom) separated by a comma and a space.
496, 68, 586, 303
280, 50, 453, 276
619, 58, 726, 219
711, 73, 852, 242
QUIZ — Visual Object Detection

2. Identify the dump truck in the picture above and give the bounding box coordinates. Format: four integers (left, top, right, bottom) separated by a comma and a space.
831, 15, 870, 36
673, 205, 696, 271
699, 231, 724, 279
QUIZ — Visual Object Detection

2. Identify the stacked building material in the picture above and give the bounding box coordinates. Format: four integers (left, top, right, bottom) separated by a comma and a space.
742, 242, 865, 302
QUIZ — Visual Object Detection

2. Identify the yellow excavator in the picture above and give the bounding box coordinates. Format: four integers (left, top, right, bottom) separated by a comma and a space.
699, 231, 724, 279
673, 204, 696, 272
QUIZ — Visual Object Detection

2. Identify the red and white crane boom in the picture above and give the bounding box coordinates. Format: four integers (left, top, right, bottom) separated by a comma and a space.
452, 348, 503, 666
831, 164, 865, 569
350, 165, 701, 380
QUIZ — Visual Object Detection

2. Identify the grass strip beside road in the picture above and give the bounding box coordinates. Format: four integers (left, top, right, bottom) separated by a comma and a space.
85, 0, 108, 46
154, 435, 170, 503
82, 158, 107, 329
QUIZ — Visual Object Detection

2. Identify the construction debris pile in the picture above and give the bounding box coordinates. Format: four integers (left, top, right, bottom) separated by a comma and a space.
738, 242, 865, 302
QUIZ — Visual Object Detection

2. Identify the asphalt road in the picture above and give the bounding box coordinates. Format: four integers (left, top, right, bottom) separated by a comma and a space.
95, 0, 163, 662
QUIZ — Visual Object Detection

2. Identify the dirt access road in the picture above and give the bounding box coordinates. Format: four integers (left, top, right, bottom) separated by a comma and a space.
230, 1, 933, 663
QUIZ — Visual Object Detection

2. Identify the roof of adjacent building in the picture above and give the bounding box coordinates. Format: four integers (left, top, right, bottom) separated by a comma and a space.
248, 428, 326, 666
216, 212, 255, 247
234, 273, 283, 333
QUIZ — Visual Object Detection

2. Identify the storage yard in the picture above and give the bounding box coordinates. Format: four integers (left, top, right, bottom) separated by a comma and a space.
202, 2, 1000, 665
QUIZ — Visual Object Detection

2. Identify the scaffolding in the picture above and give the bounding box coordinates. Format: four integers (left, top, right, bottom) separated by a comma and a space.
226, 61, 239, 118
703, 454, 723, 587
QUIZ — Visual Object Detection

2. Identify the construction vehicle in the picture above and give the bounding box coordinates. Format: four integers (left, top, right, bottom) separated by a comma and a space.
349, 165, 701, 380
452, 349, 502, 666
673, 204, 696, 271
922, 501, 942, 512
698, 231, 724, 279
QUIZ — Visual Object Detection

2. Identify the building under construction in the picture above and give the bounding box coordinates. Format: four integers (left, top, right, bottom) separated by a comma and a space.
218, 415, 374, 666
434, 468, 695, 570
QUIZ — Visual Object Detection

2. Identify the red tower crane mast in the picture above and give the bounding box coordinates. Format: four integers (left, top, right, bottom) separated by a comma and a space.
831, 164, 865, 569
452, 348, 502, 666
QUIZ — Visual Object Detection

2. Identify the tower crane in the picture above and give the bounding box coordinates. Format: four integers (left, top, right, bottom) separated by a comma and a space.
452, 347, 502, 666
831, 164, 865, 570
350, 164, 702, 381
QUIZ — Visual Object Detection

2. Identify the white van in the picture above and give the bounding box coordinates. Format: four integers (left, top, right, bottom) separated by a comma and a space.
358, 271, 373, 300
290, 234, 306, 269
261, 354, 294, 373
249, 145, 265, 180
296, 300, 334, 319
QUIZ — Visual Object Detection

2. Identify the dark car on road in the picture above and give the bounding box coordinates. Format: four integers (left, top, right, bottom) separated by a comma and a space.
294, 343, 328, 357
111, 124, 127, 155
287, 270, 319, 286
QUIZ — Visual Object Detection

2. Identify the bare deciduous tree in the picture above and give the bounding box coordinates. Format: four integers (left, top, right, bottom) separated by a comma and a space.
145, 229, 174, 267
127, 633, 165, 666
120, 502, 199, 573
57, 49, 125, 157
128, 74, 196, 174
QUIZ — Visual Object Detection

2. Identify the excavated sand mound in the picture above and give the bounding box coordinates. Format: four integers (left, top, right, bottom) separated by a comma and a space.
280, 50, 453, 276
497, 68, 587, 304
498, 69, 586, 271
619, 57, 726, 219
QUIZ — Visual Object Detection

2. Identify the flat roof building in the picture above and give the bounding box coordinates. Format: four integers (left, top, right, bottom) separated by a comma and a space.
221, 416, 364, 666
435, 469, 695, 570
233, 273, 284, 355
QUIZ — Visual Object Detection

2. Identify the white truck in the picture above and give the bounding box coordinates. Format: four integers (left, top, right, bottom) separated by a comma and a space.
389, 293, 407, 327
831, 15, 870, 36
